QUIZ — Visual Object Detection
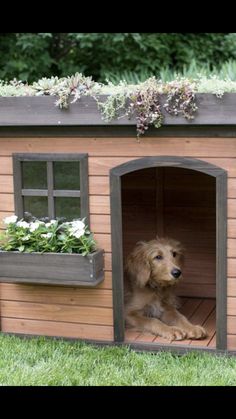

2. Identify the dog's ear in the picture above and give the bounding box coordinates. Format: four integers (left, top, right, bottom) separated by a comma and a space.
125, 242, 151, 287
175, 240, 185, 265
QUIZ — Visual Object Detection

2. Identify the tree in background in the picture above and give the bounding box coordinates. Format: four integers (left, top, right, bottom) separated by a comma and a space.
1, 33, 236, 83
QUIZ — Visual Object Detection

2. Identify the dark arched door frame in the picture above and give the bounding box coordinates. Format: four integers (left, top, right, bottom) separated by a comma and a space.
110, 156, 227, 350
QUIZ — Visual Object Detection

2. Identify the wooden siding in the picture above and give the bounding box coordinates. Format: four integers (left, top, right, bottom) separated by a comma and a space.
0, 136, 235, 349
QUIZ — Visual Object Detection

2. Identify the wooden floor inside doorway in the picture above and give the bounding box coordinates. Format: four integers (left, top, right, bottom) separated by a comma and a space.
125, 297, 216, 348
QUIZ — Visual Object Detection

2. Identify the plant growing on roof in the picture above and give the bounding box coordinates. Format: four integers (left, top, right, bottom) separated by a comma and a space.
2, 72, 236, 136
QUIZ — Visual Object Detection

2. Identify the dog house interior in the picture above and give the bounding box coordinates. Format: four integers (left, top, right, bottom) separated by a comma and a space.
121, 166, 217, 349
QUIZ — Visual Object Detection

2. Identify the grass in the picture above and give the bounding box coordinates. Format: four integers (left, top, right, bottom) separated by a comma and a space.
0, 334, 236, 386
104, 59, 236, 84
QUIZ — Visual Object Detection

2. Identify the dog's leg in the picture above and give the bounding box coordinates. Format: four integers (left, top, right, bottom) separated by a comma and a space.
126, 311, 187, 341
161, 308, 206, 340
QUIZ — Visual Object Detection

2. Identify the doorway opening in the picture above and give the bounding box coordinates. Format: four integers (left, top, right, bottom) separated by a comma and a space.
110, 157, 227, 351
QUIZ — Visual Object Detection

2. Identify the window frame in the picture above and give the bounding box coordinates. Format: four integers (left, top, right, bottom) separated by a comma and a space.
12, 153, 89, 226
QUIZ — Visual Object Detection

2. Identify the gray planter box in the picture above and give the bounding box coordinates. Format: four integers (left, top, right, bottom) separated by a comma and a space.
0, 249, 104, 287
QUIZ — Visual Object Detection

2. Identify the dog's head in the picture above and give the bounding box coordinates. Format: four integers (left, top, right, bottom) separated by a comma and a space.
125, 237, 184, 288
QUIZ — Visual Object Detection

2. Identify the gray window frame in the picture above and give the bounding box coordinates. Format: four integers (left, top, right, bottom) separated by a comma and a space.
12, 153, 89, 226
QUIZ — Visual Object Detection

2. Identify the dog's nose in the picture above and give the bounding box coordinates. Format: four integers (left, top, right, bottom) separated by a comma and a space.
171, 268, 182, 279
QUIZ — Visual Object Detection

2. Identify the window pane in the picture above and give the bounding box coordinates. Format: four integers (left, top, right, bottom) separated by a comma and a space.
54, 162, 80, 190
22, 162, 47, 189
23, 196, 48, 219
55, 197, 81, 221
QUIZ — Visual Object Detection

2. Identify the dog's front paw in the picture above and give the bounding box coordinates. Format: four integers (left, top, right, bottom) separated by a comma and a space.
186, 325, 207, 340
161, 326, 187, 342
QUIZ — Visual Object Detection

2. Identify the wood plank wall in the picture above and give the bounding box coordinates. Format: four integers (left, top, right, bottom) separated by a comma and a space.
0, 136, 235, 350
121, 167, 216, 298
163, 168, 216, 298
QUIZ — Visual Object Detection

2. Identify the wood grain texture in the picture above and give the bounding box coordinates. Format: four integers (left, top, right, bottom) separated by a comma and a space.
121, 166, 217, 298
176, 283, 216, 298
89, 195, 110, 214
228, 199, 236, 218
104, 253, 112, 271
1, 300, 113, 325
1, 138, 236, 163
0, 194, 14, 211
228, 239, 236, 257
0, 283, 112, 307
227, 334, 236, 350
90, 214, 111, 234
228, 259, 236, 277
89, 176, 109, 195
1, 94, 236, 126
88, 156, 236, 177
228, 297, 236, 315
228, 179, 236, 198
0, 157, 12, 174
93, 234, 111, 252
228, 278, 236, 296
227, 316, 236, 334
1, 317, 114, 340
228, 220, 236, 237
0, 250, 104, 286
0, 175, 13, 193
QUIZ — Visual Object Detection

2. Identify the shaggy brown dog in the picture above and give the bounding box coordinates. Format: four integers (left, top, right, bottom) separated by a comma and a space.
124, 238, 207, 341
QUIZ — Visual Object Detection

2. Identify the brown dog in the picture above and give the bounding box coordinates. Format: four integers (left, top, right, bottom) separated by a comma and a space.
124, 238, 207, 341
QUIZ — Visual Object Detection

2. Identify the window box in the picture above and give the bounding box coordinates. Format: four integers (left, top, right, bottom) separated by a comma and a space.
0, 249, 104, 287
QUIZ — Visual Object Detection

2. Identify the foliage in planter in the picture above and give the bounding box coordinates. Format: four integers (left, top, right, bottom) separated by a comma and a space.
2, 73, 236, 136
0, 215, 97, 256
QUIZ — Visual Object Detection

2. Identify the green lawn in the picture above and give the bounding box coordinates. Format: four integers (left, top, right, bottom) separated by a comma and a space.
0, 334, 236, 386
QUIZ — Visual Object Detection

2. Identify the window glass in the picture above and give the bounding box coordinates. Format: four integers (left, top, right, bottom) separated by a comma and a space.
54, 162, 80, 190
23, 196, 48, 219
22, 162, 47, 189
55, 197, 81, 221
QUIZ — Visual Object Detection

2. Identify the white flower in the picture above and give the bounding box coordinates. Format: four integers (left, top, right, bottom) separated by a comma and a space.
71, 229, 85, 239
3, 215, 18, 225
45, 220, 57, 228
16, 220, 29, 229
22, 235, 30, 241
41, 233, 53, 239
29, 221, 43, 232
71, 220, 85, 230
69, 220, 86, 238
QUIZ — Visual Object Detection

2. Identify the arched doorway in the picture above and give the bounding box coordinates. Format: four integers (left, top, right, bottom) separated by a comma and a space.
110, 156, 227, 350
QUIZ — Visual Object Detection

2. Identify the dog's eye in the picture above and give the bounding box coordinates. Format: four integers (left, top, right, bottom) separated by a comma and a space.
172, 251, 177, 258
155, 255, 163, 260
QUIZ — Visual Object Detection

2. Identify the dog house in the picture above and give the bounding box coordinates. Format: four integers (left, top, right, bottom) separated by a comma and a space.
0, 93, 235, 354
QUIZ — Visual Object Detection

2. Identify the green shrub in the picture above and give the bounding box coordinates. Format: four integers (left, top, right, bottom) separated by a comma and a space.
1, 33, 236, 83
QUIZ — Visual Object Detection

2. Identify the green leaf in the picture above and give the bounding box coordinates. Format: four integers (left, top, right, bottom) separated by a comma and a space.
18, 245, 25, 252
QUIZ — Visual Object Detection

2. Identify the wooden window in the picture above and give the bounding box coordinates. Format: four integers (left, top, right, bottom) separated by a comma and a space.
13, 153, 89, 225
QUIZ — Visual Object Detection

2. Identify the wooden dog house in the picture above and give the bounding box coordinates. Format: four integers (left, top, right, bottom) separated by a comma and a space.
0, 94, 235, 354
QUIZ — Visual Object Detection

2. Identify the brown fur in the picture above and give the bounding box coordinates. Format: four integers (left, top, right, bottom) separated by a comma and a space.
124, 238, 207, 341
